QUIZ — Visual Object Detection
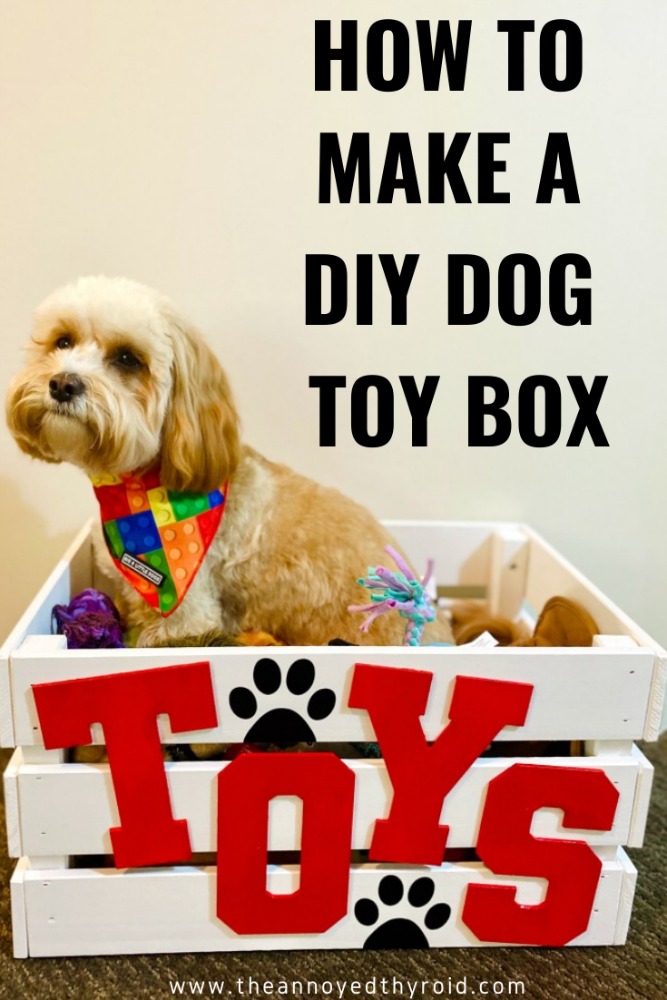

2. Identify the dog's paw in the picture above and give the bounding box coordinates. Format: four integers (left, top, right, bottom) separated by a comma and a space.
228, 657, 336, 744
354, 875, 451, 949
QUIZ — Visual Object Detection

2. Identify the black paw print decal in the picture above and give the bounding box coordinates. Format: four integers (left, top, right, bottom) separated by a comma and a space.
229, 658, 336, 744
355, 875, 451, 949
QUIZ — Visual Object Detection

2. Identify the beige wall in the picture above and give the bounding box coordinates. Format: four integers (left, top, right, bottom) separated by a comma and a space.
1, 1, 665, 702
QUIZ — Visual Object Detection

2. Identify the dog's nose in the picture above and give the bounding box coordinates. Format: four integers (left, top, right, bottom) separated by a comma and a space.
49, 373, 86, 403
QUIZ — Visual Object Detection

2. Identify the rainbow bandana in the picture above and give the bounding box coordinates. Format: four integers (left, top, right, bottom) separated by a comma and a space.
91, 467, 228, 616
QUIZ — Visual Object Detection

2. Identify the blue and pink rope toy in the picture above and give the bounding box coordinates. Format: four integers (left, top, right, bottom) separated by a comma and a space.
349, 545, 436, 646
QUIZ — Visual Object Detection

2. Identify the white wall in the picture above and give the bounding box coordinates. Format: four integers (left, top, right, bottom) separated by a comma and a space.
1, 1, 665, 702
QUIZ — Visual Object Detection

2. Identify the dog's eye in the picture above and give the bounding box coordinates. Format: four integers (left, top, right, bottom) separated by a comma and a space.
112, 349, 142, 370
55, 335, 73, 350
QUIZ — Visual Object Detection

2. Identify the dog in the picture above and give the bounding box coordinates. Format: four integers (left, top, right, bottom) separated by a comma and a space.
7, 276, 453, 648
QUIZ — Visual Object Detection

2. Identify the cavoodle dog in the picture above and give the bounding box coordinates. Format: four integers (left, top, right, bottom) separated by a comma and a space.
7, 276, 452, 648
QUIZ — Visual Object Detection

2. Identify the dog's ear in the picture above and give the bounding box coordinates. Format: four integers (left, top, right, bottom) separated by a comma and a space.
160, 313, 240, 494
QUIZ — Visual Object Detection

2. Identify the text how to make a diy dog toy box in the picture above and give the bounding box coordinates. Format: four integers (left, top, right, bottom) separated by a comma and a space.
2, 521, 665, 957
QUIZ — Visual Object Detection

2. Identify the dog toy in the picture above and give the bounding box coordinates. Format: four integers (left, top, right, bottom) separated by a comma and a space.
450, 596, 599, 648
52, 588, 125, 649
349, 545, 436, 646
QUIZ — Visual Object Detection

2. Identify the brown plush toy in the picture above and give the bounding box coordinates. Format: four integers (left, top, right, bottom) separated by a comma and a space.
451, 596, 599, 648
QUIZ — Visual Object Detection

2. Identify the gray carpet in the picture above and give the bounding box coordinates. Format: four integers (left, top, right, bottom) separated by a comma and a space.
1, 740, 665, 1000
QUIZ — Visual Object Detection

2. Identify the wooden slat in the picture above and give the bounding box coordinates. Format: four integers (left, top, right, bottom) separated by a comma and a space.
3, 749, 23, 857
488, 528, 529, 619
10, 644, 656, 746
0, 521, 93, 748
384, 520, 506, 589
12, 751, 651, 857
647, 656, 667, 741
613, 850, 638, 945
627, 745, 654, 848
10, 858, 29, 959
14, 851, 633, 956
524, 529, 667, 741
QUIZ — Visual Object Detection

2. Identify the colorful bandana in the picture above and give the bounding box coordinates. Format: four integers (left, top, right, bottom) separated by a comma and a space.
91, 467, 228, 617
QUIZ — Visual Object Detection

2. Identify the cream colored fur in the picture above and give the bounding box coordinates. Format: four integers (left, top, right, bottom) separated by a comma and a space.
7, 276, 452, 647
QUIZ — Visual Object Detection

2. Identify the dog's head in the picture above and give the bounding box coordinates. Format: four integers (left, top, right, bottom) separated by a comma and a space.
6, 276, 240, 491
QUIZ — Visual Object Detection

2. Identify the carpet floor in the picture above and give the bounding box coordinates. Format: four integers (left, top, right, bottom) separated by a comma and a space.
1, 740, 665, 1000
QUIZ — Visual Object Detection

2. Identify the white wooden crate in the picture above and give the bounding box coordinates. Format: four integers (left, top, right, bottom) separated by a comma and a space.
2, 521, 665, 958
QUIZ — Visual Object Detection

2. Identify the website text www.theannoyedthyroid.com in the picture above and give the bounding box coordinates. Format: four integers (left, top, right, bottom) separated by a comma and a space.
168, 977, 526, 997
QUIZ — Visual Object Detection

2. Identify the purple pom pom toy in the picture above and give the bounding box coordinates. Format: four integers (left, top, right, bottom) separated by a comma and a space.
52, 588, 125, 649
